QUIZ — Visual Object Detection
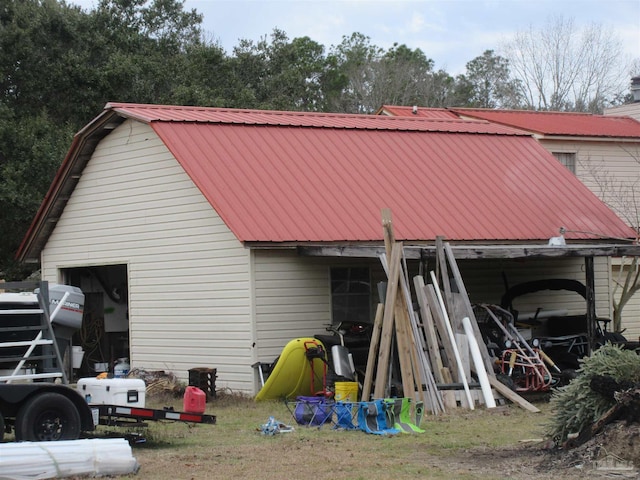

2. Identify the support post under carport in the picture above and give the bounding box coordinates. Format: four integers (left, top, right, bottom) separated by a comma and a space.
585, 256, 596, 355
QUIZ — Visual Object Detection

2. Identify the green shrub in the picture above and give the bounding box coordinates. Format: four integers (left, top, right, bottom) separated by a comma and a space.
546, 343, 640, 443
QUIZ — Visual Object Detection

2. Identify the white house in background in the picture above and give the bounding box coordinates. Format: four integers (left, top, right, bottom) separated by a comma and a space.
605, 76, 640, 120
17, 103, 638, 394
605, 103, 640, 120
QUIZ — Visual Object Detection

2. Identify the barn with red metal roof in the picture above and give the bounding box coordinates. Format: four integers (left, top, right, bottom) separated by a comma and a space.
17, 103, 639, 394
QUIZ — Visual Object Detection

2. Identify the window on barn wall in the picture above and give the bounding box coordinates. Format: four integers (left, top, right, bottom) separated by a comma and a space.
330, 267, 371, 325
552, 152, 577, 174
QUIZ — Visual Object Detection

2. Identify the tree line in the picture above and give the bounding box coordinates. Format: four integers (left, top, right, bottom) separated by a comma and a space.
0, 0, 637, 278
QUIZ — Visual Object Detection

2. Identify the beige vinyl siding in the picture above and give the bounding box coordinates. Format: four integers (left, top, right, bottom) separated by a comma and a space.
251, 255, 384, 393
251, 252, 612, 350
539, 139, 640, 229
376, 255, 610, 321
252, 250, 331, 360
604, 104, 640, 120
249, 250, 614, 393
539, 138, 639, 338
41, 120, 254, 392
621, 296, 640, 341
458, 257, 612, 338
612, 262, 640, 340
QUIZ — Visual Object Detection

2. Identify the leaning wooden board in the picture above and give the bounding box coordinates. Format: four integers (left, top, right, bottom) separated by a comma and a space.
487, 376, 540, 413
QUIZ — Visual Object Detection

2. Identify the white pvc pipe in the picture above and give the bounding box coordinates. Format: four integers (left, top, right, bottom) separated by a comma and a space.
429, 271, 474, 410
462, 316, 496, 408
0, 438, 138, 479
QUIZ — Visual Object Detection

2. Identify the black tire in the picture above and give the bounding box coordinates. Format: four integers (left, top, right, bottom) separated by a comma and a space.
0, 411, 4, 442
15, 392, 81, 442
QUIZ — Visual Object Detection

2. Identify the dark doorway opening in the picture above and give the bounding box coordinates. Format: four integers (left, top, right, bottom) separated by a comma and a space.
62, 265, 129, 378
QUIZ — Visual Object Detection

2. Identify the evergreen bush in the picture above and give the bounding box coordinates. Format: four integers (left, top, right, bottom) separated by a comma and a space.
546, 343, 640, 443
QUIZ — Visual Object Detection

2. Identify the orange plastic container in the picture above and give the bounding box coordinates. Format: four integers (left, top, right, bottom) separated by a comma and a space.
183, 386, 206, 414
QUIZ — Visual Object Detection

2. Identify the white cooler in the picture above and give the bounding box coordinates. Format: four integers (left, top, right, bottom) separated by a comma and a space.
77, 378, 146, 408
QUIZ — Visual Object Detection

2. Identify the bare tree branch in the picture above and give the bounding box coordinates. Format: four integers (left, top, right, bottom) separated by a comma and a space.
502, 15, 632, 112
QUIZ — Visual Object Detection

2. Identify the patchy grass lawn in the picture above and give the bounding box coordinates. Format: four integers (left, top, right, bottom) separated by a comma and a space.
0, 390, 606, 479
109, 393, 590, 480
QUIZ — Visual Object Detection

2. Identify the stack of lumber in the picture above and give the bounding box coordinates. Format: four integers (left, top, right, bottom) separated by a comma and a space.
361, 209, 539, 415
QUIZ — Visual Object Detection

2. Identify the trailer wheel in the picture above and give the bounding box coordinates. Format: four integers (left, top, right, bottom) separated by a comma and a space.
15, 392, 81, 441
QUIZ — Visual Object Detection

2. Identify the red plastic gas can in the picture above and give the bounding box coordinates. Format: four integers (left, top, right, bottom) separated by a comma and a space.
183, 386, 206, 414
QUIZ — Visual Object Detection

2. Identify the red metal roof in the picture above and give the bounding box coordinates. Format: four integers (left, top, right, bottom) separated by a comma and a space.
449, 108, 640, 138
376, 105, 460, 119
106, 103, 523, 135
18, 103, 637, 260
105, 104, 632, 243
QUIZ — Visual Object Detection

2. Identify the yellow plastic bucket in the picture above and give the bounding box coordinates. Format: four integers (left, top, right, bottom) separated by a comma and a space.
334, 381, 359, 402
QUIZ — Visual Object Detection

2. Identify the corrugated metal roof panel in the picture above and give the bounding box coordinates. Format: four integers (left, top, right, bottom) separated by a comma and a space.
450, 108, 640, 138
377, 105, 460, 119
107, 102, 525, 135
152, 121, 635, 243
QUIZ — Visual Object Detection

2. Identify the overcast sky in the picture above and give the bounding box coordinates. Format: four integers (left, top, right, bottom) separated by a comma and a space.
73, 0, 639, 75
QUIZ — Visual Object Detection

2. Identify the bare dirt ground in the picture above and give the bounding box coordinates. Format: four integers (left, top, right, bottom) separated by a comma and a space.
446, 423, 640, 480
435, 433, 639, 480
